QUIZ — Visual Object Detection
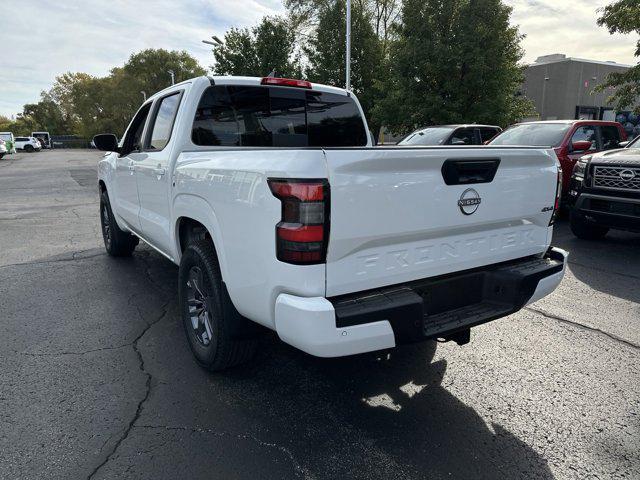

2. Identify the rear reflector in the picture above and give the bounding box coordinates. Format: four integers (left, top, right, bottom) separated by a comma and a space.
261, 77, 312, 89
268, 179, 329, 265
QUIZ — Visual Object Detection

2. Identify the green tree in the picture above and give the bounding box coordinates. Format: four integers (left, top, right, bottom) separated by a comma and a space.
303, 0, 384, 131
374, 0, 534, 133
211, 16, 301, 77
595, 0, 640, 112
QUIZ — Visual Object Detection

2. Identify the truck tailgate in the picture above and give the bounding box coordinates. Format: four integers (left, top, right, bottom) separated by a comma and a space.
323, 147, 558, 297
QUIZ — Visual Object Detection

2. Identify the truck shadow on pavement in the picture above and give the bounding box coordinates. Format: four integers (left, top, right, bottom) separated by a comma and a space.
230, 339, 555, 480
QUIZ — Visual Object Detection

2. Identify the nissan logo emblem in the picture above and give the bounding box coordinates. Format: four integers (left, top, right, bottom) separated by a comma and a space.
458, 188, 481, 215
619, 169, 636, 181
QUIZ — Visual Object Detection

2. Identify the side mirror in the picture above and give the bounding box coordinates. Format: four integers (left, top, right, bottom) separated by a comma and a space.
571, 140, 592, 152
93, 134, 119, 152
618, 140, 630, 148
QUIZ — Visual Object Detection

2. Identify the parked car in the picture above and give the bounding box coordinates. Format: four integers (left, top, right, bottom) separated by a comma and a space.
14, 136, 42, 152
0, 139, 7, 159
489, 120, 627, 195
567, 141, 640, 239
0, 132, 16, 154
93, 75, 566, 371
398, 124, 502, 146
31, 131, 52, 149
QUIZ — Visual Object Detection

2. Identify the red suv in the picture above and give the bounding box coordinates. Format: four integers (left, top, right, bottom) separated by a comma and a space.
489, 120, 627, 195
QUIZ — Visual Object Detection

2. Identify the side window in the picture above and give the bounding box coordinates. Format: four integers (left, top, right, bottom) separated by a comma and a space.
449, 128, 476, 145
121, 103, 152, 156
570, 125, 597, 151
147, 92, 182, 151
479, 128, 500, 143
600, 125, 622, 150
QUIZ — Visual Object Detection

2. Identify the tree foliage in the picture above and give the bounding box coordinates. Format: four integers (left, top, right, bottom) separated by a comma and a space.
3, 49, 206, 138
373, 0, 534, 134
211, 16, 301, 77
596, 0, 640, 112
303, 0, 384, 130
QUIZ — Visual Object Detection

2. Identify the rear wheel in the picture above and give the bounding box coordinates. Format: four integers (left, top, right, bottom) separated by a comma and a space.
100, 190, 138, 256
570, 211, 608, 240
179, 240, 258, 371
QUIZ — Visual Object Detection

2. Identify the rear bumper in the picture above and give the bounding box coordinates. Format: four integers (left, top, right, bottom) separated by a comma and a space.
275, 247, 568, 357
572, 193, 640, 233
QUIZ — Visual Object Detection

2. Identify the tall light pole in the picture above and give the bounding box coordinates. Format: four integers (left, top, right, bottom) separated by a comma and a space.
541, 76, 549, 119
346, 0, 351, 91
168, 70, 175, 85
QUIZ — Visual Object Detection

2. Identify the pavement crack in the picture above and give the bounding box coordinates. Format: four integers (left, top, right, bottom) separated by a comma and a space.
86, 302, 169, 480
132, 425, 311, 479
0, 250, 105, 269
21, 344, 129, 357
526, 306, 640, 351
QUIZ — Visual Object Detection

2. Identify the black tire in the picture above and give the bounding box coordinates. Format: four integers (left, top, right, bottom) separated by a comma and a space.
570, 211, 609, 240
99, 190, 138, 256
179, 240, 257, 371
0, 153, 4, 160
25, 145, 34, 152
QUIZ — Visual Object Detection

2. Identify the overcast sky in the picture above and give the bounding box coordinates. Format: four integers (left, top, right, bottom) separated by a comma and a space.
0, 0, 636, 118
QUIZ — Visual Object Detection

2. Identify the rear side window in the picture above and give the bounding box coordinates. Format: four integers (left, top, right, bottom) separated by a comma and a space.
192, 85, 367, 147
15, 137, 28, 141
600, 125, 622, 150
448, 128, 476, 145
479, 128, 499, 143
147, 92, 182, 151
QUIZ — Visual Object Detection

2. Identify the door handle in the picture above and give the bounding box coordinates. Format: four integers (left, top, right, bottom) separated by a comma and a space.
153, 167, 166, 177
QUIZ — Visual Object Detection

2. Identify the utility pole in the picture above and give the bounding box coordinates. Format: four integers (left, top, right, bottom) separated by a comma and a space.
168, 70, 175, 85
346, 0, 351, 91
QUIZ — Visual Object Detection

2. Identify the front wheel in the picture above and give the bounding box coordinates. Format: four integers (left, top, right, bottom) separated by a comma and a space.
570, 211, 608, 240
99, 190, 138, 256
178, 240, 257, 371
25, 145, 34, 152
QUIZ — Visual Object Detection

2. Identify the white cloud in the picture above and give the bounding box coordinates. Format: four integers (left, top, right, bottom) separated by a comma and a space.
505, 0, 637, 65
0, 0, 284, 117
0, 0, 636, 118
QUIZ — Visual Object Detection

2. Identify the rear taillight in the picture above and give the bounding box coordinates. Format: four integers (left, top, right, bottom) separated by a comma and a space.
268, 178, 329, 265
549, 167, 562, 226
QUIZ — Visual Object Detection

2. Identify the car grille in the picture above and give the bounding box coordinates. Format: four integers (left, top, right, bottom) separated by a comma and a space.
592, 166, 640, 192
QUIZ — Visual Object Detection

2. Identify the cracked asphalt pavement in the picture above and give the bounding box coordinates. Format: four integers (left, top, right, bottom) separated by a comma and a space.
1, 150, 639, 479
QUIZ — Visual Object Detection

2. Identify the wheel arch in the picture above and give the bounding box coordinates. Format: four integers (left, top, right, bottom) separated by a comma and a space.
172, 194, 228, 281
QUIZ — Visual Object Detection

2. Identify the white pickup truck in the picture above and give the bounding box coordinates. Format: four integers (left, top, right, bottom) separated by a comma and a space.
94, 75, 567, 371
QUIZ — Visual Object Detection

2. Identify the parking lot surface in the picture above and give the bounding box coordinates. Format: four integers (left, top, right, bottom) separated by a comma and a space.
1, 150, 639, 480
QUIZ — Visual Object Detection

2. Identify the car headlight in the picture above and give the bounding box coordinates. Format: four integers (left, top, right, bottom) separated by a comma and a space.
572, 156, 590, 178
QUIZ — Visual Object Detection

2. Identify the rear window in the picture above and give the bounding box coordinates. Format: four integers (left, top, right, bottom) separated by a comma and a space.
490, 123, 571, 147
192, 85, 367, 147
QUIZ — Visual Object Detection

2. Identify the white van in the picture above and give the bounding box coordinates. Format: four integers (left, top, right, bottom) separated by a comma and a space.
31, 131, 51, 149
